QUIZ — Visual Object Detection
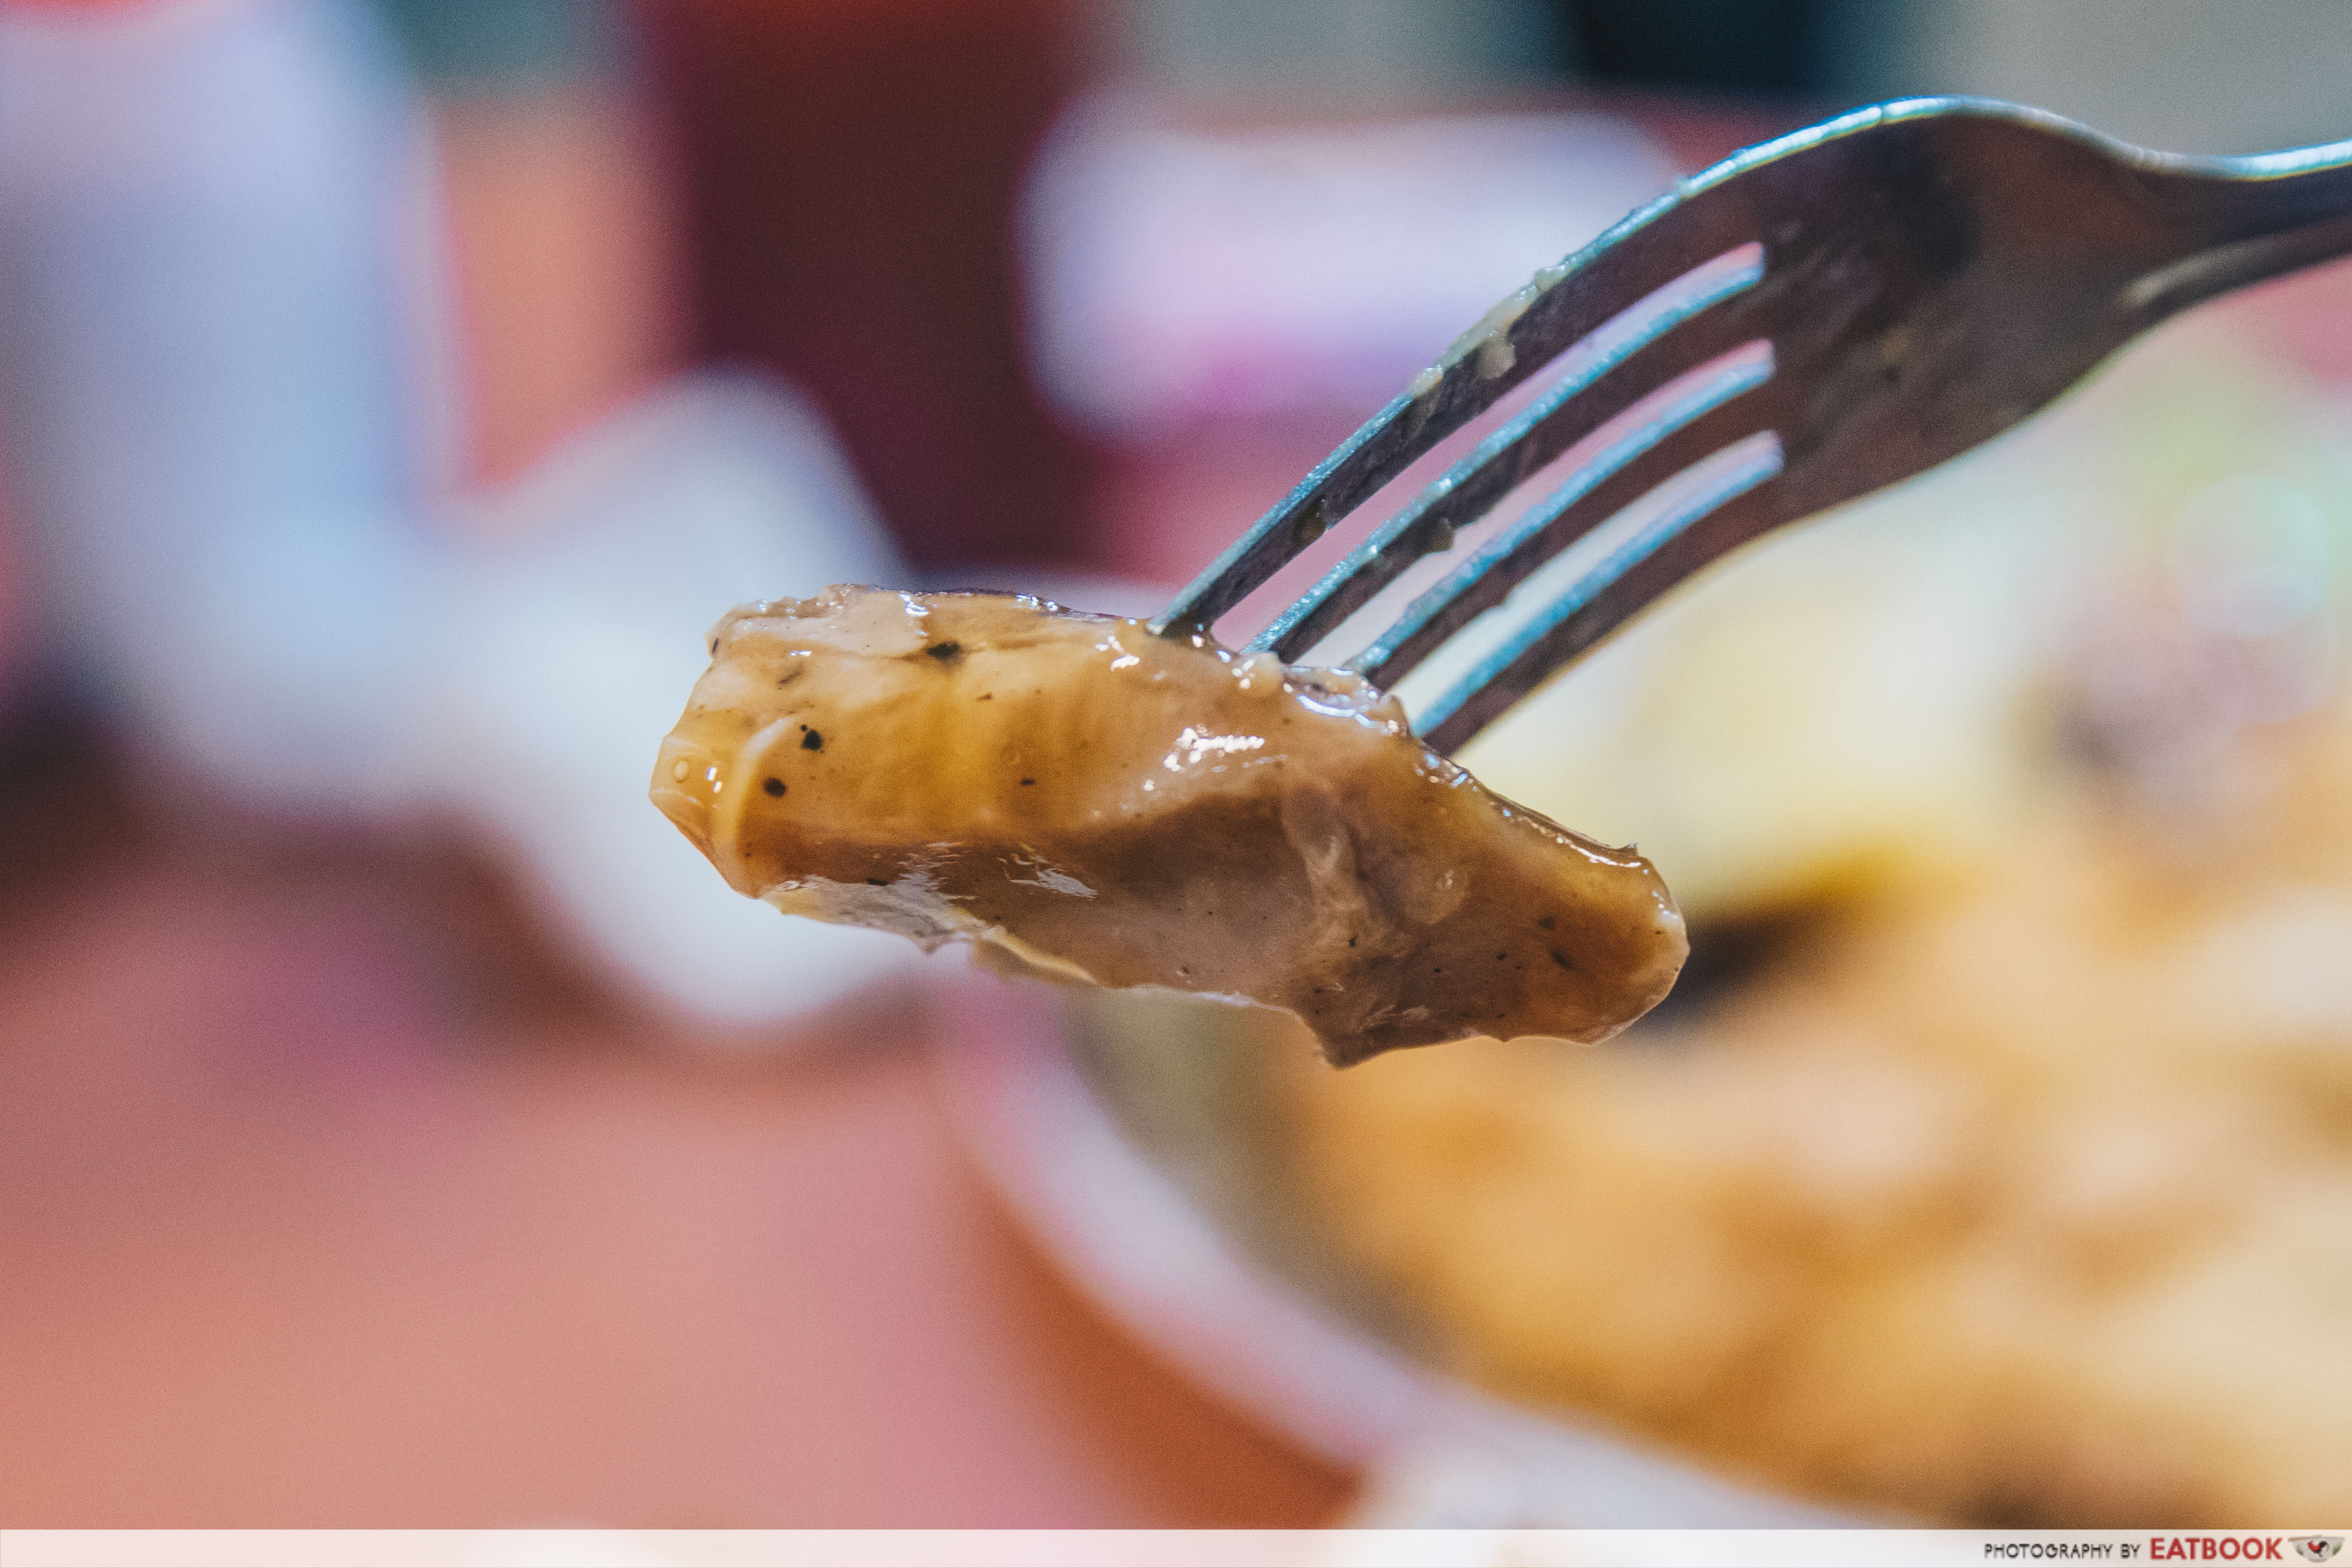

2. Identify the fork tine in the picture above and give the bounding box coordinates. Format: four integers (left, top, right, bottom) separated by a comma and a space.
1203, 97, 2352, 753
1248, 269, 1770, 662
1152, 188, 1762, 639
1347, 353, 1774, 686
1413, 451, 1787, 756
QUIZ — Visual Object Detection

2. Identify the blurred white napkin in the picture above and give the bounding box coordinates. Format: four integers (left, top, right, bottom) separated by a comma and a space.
428, 371, 923, 1027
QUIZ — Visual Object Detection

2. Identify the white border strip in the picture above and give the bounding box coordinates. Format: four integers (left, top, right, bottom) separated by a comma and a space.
3, 1527, 2342, 1567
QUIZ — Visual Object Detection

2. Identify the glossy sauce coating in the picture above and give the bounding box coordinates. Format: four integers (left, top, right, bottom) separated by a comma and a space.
651, 586, 1687, 1064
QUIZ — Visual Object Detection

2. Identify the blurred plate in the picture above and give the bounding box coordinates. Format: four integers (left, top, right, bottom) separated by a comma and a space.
929, 967, 1855, 1526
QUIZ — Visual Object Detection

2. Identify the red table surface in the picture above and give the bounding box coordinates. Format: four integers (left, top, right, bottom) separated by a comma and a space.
0, 715, 1347, 1525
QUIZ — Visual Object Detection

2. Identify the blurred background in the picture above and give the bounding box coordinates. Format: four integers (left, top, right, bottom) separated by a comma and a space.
7, 0, 2352, 1529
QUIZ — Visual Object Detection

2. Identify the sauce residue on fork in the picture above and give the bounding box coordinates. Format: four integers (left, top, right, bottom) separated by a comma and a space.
651, 584, 1686, 1064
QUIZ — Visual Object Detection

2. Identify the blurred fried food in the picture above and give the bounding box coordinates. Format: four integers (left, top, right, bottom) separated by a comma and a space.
1282, 705, 2352, 1520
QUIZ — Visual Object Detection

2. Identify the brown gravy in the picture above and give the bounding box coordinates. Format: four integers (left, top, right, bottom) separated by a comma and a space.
651, 586, 1686, 1064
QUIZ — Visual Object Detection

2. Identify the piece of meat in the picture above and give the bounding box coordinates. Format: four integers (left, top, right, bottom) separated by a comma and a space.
651, 585, 1686, 1064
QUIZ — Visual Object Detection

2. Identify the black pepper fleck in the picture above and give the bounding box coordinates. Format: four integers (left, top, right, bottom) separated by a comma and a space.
1020, 778, 1035, 786
925, 641, 963, 662
763, 777, 786, 797
1549, 949, 1573, 970
800, 728, 824, 751
866, 877, 888, 887
1537, 915, 1556, 931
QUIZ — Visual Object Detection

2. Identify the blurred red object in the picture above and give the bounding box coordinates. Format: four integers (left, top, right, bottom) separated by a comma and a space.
640, 0, 1094, 573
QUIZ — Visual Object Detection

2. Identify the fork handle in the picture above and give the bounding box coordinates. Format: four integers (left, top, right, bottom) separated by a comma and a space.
2124, 143, 2352, 321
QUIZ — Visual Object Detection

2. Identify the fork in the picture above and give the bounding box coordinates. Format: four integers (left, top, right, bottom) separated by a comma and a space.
1152, 95, 2352, 755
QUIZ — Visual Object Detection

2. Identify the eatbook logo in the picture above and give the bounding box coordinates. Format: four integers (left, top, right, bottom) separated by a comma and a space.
2293, 1538, 2344, 1564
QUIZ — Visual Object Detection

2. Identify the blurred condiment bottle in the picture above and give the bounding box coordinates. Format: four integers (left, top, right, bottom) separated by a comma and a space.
638, 0, 1096, 574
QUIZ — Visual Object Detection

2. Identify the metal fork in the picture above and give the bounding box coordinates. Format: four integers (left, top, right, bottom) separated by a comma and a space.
1153, 95, 2352, 755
